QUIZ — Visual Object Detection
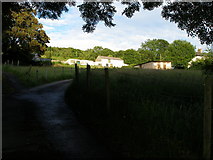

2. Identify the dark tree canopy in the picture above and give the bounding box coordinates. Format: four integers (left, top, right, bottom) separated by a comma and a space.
161, 2, 213, 45
2, 1, 213, 45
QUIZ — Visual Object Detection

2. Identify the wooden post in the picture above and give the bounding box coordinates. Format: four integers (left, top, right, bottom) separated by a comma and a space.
86, 64, 91, 89
203, 76, 212, 160
62, 67, 64, 75
45, 69, 48, 80
75, 63, 79, 83
105, 68, 110, 114
36, 69, 39, 81
17, 60, 19, 66
54, 68, 56, 79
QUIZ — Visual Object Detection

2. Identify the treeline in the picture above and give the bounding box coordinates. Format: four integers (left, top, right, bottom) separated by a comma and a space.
44, 39, 207, 68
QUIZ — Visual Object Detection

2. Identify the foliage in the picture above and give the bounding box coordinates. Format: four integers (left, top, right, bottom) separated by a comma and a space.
121, 49, 141, 65
162, 2, 213, 45
78, 2, 116, 32
2, 1, 212, 46
164, 40, 196, 68
189, 58, 212, 71
138, 39, 170, 61
65, 68, 204, 159
44, 38, 198, 67
2, 9, 50, 64
189, 49, 213, 73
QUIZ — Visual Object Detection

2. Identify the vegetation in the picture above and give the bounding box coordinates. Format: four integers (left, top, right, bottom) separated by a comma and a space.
138, 39, 169, 61
2, 2, 212, 64
65, 68, 206, 159
2, 65, 74, 88
189, 49, 213, 73
2, 8, 49, 65
78, 1, 213, 45
44, 39, 197, 68
164, 40, 196, 68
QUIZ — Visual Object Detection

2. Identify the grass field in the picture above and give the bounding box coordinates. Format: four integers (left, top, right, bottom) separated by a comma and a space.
65, 68, 209, 159
2, 64, 75, 88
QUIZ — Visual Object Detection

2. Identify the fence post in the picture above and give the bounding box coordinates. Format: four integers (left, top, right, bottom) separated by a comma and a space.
62, 67, 64, 76
86, 64, 91, 89
105, 68, 110, 114
75, 63, 79, 83
203, 75, 212, 160
45, 69, 48, 80
36, 69, 39, 82
17, 60, 19, 66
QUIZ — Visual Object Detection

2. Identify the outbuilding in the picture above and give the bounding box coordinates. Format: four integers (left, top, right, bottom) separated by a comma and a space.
134, 61, 172, 69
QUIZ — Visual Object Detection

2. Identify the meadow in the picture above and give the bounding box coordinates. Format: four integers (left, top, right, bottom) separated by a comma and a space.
2, 64, 211, 159
2, 64, 75, 88
65, 68, 208, 159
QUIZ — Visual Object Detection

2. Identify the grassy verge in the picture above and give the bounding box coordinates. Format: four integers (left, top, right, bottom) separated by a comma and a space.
2, 65, 75, 88
65, 68, 207, 159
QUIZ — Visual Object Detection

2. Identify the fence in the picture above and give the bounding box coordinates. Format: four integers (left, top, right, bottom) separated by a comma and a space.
74, 64, 213, 160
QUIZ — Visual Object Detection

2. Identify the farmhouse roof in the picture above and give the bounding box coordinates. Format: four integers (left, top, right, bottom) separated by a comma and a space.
135, 61, 171, 66
96, 56, 122, 61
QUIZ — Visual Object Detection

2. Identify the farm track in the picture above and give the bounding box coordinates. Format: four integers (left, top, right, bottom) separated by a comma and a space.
3, 77, 114, 159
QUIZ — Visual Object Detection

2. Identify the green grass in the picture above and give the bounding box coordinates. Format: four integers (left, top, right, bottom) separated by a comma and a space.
2, 64, 75, 88
65, 68, 208, 159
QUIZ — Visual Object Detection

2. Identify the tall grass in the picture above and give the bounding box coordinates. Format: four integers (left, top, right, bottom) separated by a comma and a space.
65, 68, 206, 159
2, 65, 75, 87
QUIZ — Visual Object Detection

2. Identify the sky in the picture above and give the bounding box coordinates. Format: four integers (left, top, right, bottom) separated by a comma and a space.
37, 2, 208, 52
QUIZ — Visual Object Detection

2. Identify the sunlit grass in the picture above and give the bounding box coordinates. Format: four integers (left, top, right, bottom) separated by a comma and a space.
2, 64, 75, 87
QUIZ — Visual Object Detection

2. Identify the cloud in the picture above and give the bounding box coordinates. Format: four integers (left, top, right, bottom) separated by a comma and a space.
38, 18, 68, 26
41, 4, 207, 52
43, 25, 54, 30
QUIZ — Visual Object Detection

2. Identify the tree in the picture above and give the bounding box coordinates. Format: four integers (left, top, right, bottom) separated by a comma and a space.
164, 40, 196, 68
122, 49, 141, 65
2, 2, 73, 63
161, 2, 213, 45
2, 9, 50, 64
138, 39, 169, 61
77, 1, 213, 44
2, 1, 212, 64
3, 1, 212, 44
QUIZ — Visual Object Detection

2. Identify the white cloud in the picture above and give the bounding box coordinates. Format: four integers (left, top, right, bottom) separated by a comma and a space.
43, 25, 54, 30
41, 5, 207, 52
38, 18, 68, 26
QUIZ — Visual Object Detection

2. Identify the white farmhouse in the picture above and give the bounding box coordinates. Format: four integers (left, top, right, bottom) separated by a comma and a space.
62, 56, 128, 68
95, 56, 128, 68
134, 61, 172, 69
63, 59, 94, 66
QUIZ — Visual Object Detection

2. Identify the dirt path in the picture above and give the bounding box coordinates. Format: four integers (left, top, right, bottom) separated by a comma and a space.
3, 79, 113, 159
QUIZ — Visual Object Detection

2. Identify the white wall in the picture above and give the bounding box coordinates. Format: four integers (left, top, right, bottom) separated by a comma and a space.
142, 62, 171, 69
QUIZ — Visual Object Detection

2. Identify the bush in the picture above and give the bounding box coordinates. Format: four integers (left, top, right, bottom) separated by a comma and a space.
190, 58, 213, 73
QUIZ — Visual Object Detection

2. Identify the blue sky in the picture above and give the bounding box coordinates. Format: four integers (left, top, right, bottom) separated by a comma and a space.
38, 2, 208, 52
